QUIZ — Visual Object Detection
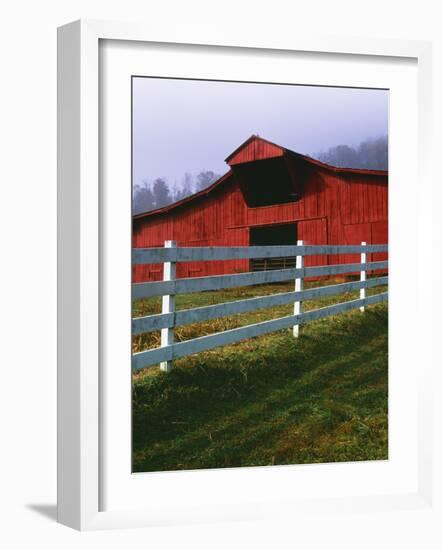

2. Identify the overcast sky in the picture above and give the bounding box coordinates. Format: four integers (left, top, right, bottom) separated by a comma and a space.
133, 77, 388, 189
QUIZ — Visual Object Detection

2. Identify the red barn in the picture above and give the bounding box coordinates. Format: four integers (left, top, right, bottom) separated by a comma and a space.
133, 135, 388, 282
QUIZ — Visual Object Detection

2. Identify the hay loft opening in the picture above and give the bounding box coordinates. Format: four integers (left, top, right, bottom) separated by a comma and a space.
233, 157, 301, 207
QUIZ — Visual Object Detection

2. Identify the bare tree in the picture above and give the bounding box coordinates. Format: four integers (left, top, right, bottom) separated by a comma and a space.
152, 178, 171, 208
174, 172, 194, 201
195, 170, 220, 191
133, 181, 155, 214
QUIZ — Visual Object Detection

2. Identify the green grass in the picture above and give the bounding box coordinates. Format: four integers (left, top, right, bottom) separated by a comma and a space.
132, 280, 388, 472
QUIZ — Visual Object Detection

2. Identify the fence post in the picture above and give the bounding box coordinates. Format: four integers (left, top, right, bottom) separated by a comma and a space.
360, 241, 366, 312
293, 239, 304, 337
160, 240, 176, 372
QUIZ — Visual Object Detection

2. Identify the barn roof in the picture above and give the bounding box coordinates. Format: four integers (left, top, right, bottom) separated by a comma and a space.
226, 135, 388, 176
133, 135, 388, 220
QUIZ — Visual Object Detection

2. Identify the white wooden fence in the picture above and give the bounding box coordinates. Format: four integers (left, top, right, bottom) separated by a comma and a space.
132, 241, 388, 372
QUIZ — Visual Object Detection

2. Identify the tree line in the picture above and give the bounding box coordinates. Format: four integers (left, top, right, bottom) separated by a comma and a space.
133, 136, 388, 214
133, 170, 220, 215
313, 135, 388, 171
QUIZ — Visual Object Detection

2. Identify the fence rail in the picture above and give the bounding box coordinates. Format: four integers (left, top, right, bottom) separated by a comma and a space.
133, 243, 388, 264
133, 261, 388, 299
132, 242, 388, 372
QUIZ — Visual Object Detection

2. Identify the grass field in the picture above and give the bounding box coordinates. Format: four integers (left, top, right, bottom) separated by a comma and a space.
132, 280, 388, 472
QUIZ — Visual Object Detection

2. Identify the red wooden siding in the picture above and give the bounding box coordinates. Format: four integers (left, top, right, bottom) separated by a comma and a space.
226, 135, 284, 166
133, 136, 388, 283
298, 218, 328, 267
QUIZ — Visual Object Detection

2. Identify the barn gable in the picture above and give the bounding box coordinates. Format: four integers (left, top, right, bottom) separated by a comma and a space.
224, 136, 304, 207
225, 135, 285, 165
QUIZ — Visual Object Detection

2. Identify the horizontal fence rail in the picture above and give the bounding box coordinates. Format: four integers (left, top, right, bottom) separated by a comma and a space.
132, 261, 388, 300
133, 243, 388, 264
132, 242, 389, 372
132, 293, 388, 370
133, 276, 388, 335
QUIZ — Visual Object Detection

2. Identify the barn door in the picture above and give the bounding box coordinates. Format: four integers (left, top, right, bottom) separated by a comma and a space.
249, 223, 298, 271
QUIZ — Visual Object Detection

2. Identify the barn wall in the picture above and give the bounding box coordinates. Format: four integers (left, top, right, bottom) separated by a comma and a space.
132, 158, 388, 283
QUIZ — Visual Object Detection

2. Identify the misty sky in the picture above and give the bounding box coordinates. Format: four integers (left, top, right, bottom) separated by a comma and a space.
133, 77, 388, 189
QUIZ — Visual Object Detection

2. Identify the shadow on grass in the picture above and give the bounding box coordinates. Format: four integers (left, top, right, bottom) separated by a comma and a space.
133, 305, 388, 472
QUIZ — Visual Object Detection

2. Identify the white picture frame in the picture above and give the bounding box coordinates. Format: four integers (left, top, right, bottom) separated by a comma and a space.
57, 19, 435, 531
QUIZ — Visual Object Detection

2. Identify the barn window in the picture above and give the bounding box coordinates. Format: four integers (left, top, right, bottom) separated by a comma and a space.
233, 157, 301, 207
250, 223, 297, 271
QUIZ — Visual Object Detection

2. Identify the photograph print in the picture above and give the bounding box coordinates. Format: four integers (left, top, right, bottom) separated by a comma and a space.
131, 77, 389, 473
